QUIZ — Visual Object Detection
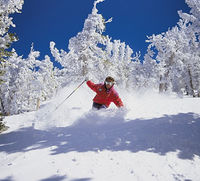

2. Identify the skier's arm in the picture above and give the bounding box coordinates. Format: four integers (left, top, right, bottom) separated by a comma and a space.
112, 93, 124, 108
86, 80, 98, 93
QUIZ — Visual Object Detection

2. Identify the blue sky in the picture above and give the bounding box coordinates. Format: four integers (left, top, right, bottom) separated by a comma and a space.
11, 0, 190, 61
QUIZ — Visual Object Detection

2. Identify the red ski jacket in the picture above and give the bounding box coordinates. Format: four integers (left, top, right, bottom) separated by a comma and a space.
86, 80, 124, 108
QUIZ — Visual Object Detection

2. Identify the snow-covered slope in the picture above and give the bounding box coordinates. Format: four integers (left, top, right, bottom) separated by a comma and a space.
1, 83, 200, 181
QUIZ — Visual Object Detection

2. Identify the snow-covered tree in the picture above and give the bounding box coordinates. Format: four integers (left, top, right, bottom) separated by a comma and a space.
178, 0, 200, 96
0, 0, 24, 81
50, 0, 140, 89
36, 54, 60, 101
140, 48, 160, 90
0, 46, 60, 115
144, 0, 200, 96
104, 39, 141, 89
50, 0, 112, 84
0, 0, 24, 123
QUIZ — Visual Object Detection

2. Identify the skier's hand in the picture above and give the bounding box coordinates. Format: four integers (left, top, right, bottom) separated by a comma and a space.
85, 76, 90, 81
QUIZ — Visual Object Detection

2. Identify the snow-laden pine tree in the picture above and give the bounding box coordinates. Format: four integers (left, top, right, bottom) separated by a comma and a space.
178, 0, 200, 96
0, 0, 24, 126
145, 28, 184, 94
36, 54, 60, 101
0, 46, 60, 115
141, 48, 160, 90
50, 0, 140, 89
0, 49, 39, 114
145, 0, 200, 96
104, 39, 140, 89
0, 0, 24, 81
50, 0, 112, 85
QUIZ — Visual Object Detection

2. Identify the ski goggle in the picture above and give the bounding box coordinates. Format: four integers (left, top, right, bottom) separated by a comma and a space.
105, 81, 114, 86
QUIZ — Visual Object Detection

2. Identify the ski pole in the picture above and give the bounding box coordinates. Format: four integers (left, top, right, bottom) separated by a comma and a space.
54, 79, 86, 111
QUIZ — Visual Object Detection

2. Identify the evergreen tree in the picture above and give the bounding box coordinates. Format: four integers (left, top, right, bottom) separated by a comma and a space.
104, 39, 140, 89
0, 47, 60, 115
50, 0, 112, 84
144, 0, 200, 96
0, 0, 24, 83
50, 0, 140, 88
0, 0, 24, 130
178, 0, 200, 96
141, 48, 160, 90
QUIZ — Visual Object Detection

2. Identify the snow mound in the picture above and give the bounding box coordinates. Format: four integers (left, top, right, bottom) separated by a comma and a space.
31, 83, 200, 131
33, 83, 128, 130
74, 108, 128, 126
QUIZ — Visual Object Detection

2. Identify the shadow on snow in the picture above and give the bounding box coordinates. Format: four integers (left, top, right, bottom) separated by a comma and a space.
0, 112, 200, 160
39, 175, 67, 181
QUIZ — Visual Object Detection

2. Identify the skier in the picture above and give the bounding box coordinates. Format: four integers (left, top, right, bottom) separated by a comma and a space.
86, 76, 124, 110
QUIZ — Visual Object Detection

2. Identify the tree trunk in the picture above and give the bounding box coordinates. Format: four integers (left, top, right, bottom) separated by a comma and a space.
0, 97, 5, 116
159, 53, 175, 93
159, 75, 168, 93
159, 76, 165, 93
188, 68, 195, 97
36, 98, 40, 110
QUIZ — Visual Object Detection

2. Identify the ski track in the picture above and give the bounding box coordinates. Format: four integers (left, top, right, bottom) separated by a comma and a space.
1, 84, 200, 181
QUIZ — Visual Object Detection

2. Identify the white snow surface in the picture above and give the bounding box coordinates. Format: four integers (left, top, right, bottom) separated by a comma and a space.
1, 83, 200, 181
